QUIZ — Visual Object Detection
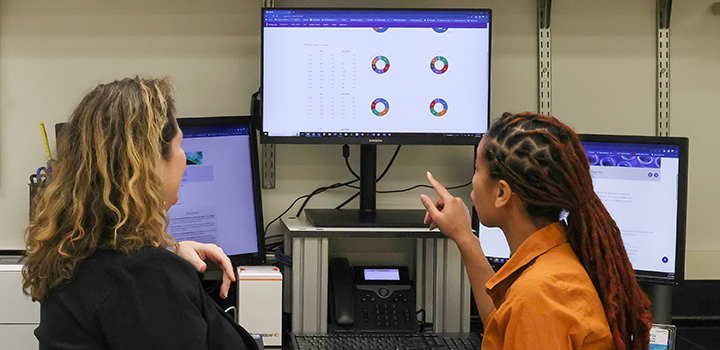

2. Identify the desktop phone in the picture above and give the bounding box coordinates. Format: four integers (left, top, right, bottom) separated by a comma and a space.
329, 258, 417, 333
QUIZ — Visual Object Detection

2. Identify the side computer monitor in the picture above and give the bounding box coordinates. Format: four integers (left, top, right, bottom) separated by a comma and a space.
170, 116, 265, 265
478, 134, 688, 284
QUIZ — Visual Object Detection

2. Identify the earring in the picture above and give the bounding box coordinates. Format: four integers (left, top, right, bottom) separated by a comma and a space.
163, 200, 167, 206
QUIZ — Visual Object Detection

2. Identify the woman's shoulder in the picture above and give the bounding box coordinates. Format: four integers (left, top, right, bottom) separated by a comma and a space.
507, 243, 607, 318
75, 245, 193, 276
523, 242, 592, 283
49, 246, 197, 305
119, 245, 197, 274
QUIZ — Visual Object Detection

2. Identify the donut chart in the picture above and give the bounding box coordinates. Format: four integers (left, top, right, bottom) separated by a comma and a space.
371, 98, 390, 116
430, 98, 448, 117
373, 27, 388, 33
372, 56, 390, 74
430, 56, 449, 74
433, 28, 448, 33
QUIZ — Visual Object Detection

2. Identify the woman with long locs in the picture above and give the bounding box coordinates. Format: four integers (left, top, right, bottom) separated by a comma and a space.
421, 112, 653, 349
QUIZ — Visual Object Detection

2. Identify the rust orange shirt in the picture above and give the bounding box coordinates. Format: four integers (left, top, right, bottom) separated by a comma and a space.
481, 223, 614, 350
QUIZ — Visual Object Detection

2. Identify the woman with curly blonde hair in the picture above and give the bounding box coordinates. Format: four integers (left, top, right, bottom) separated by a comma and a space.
23, 77, 258, 350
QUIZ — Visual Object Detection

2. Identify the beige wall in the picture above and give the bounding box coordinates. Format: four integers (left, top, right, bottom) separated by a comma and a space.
0, 0, 264, 245
1, 0, 718, 279
668, 1, 720, 279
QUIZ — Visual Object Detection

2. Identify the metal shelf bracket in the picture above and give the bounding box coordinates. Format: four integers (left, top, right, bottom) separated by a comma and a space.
657, 0, 672, 136
261, 0, 277, 189
262, 144, 276, 189
538, 0, 553, 116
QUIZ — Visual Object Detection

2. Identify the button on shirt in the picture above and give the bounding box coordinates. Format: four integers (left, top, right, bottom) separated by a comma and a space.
481, 223, 614, 350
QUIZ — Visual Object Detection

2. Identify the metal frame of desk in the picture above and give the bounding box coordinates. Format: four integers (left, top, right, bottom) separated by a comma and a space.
281, 216, 471, 334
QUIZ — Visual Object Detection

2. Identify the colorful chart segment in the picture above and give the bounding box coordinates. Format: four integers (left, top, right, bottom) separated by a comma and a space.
371, 98, 390, 116
430, 56, 448, 74
430, 98, 448, 117
372, 56, 390, 74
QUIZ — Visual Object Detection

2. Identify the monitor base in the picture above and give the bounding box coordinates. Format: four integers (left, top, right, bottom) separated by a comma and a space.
305, 209, 428, 228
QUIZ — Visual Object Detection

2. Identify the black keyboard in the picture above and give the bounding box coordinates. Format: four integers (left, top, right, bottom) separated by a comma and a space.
292, 333, 482, 350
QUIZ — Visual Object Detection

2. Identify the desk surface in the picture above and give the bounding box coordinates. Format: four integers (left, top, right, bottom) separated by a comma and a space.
676, 327, 720, 350
282, 215, 448, 239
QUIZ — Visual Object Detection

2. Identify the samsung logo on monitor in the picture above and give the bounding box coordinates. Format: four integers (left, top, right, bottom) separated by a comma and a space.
369, 139, 383, 143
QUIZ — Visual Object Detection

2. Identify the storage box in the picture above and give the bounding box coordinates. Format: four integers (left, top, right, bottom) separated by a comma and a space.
237, 266, 283, 347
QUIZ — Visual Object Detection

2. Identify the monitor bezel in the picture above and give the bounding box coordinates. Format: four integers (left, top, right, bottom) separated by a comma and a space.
578, 133, 688, 285
260, 7, 492, 146
175, 116, 266, 266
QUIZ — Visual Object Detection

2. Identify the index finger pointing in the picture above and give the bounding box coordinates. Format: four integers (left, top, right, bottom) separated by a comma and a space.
426, 171, 453, 200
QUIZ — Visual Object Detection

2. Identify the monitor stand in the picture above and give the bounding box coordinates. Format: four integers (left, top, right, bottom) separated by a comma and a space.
305, 208, 427, 228
640, 281, 672, 324
305, 145, 428, 228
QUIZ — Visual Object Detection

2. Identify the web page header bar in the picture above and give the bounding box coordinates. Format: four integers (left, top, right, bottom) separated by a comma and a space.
264, 9, 490, 29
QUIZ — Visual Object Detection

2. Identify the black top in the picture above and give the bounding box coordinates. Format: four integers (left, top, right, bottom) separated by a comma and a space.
36, 246, 259, 350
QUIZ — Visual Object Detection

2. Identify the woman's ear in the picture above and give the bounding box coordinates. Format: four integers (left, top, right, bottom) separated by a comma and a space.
495, 179, 513, 209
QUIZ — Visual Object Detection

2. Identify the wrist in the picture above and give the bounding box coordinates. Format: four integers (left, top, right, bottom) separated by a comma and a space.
452, 231, 480, 250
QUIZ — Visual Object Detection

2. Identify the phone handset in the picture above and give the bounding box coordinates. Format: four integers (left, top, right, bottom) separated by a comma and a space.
330, 258, 355, 326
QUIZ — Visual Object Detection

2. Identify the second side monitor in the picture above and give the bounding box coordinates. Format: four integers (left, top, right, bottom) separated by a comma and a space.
479, 134, 689, 285
168, 116, 265, 265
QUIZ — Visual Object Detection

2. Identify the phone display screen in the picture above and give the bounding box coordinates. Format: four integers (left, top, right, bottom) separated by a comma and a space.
364, 269, 400, 281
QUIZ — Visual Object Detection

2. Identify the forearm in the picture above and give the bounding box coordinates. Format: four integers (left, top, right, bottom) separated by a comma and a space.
455, 235, 496, 325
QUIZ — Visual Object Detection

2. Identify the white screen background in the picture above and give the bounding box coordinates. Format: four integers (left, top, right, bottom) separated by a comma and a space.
167, 134, 259, 257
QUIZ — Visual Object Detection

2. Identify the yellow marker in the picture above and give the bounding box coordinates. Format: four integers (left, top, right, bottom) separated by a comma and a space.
40, 122, 52, 160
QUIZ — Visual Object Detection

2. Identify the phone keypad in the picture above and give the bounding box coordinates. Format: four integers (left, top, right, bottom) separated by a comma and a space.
358, 291, 415, 330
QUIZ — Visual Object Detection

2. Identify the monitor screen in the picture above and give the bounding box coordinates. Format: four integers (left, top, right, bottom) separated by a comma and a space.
261, 8, 491, 145
169, 117, 265, 265
478, 134, 688, 284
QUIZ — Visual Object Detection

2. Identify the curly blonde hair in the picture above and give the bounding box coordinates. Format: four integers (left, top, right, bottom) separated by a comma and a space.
23, 77, 179, 302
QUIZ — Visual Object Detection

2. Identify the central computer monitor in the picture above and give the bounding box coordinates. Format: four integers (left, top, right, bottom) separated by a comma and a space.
261, 8, 491, 227
478, 134, 689, 284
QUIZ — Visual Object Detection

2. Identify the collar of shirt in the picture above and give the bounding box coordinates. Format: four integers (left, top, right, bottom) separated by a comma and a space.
484, 222, 568, 308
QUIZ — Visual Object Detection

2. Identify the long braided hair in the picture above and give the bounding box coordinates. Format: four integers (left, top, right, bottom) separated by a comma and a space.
482, 112, 652, 349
